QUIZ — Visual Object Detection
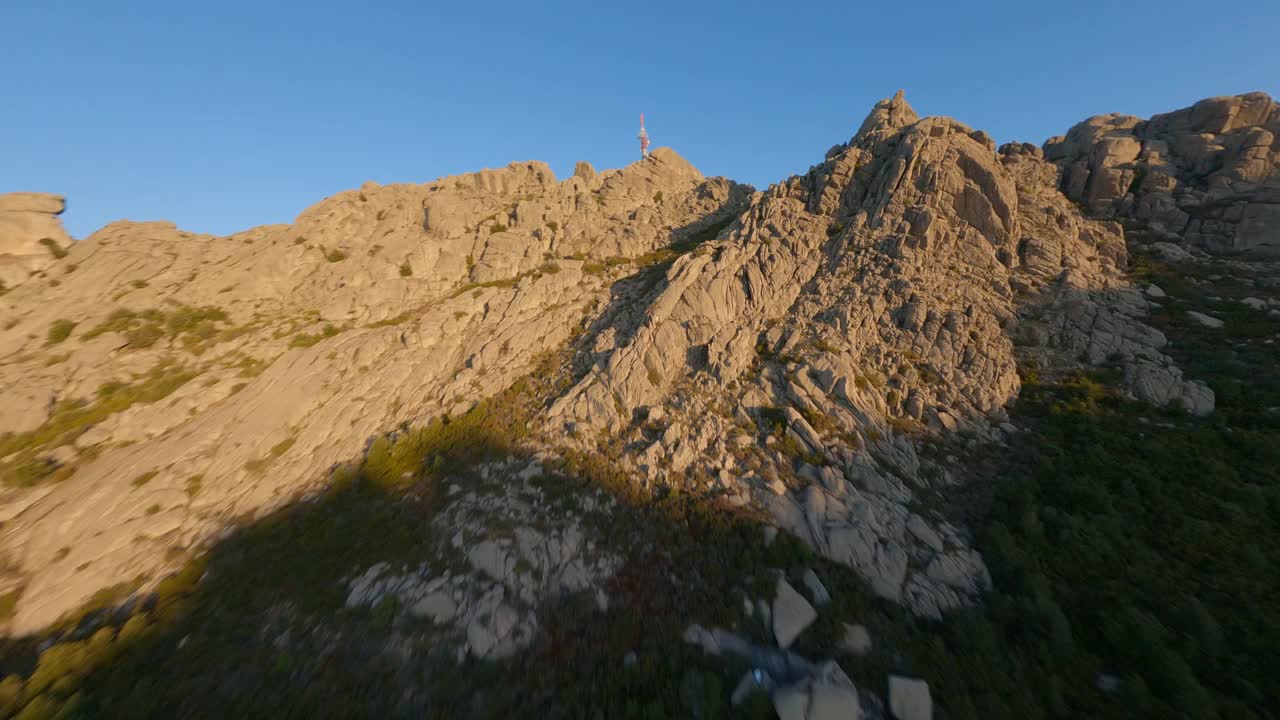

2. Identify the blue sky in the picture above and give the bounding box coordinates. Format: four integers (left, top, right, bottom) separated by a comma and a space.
3, 0, 1277, 239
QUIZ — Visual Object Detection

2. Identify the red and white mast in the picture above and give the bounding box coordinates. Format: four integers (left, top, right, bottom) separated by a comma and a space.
638, 113, 650, 159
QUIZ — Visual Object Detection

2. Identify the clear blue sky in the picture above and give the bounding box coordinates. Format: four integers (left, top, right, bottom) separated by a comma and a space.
3, 0, 1277, 239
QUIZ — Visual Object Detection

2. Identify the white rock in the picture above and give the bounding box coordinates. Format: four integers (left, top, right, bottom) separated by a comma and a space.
1186, 311, 1224, 328
809, 662, 861, 720
889, 675, 932, 720
772, 682, 811, 720
802, 569, 832, 606
906, 514, 944, 553
840, 623, 873, 655
1150, 241, 1193, 262
410, 591, 458, 623
772, 577, 818, 649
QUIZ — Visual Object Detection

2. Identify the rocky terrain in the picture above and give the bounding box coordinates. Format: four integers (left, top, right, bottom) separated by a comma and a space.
1, 91, 1277, 719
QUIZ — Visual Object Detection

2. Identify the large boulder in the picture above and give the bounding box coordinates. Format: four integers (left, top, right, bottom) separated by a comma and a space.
1044, 92, 1280, 255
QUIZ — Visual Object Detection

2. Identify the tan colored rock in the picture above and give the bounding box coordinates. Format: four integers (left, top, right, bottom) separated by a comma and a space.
0, 151, 749, 634
549, 91, 1213, 618
0, 192, 73, 291
1045, 92, 1279, 255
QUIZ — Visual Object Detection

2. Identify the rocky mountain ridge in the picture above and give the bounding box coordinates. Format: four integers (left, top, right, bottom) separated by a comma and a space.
0, 149, 748, 633
0, 88, 1277, 719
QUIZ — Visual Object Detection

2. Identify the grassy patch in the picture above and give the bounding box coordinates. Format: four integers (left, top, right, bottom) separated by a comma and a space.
0, 364, 196, 487
289, 324, 341, 349
131, 471, 159, 489
80, 306, 230, 353
366, 313, 411, 329
46, 319, 76, 345
0, 589, 20, 620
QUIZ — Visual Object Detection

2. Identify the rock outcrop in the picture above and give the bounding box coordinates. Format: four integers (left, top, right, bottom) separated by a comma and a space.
0, 192, 73, 292
547, 92, 1211, 616
1044, 92, 1279, 255
0, 152, 748, 634
343, 458, 619, 661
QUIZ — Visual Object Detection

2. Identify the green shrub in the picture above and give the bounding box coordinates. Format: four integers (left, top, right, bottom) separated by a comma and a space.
270, 436, 296, 457
0, 588, 20, 620
39, 237, 68, 259
125, 323, 164, 348
646, 365, 662, 387
166, 306, 228, 336
323, 248, 347, 263
289, 324, 340, 349
0, 675, 21, 717
46, 319, 76, 345
366, 313, 410, 328
131, 470, 159, 489
489, 223, 507, 233
80, 306, 228, 352
398, 261, 412, 277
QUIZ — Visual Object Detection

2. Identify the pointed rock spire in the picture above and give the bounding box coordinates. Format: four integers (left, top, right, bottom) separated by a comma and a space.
855, 89, 920, 140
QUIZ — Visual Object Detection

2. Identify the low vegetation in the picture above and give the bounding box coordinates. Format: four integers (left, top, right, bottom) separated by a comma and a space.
288, 324, 341, 348
0, 363, 196, 487
80, 305, 231, 353
38, 238, 68, 259
45, 319, 76, 345
869, 255, 1280, 719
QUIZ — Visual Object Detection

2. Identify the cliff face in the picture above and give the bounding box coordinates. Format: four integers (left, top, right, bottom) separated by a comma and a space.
546, 91, 1217, 619
0, 92, 1272, 645
1044, 92, 1280, 255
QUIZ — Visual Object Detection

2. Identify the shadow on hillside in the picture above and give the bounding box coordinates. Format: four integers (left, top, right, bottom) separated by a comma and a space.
567, 212, 740, 389
0, 363, 924, 719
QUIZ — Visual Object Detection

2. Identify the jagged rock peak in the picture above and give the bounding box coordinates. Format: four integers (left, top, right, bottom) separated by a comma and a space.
573, 160, 596, 181
1043, 91, 1278, 255
855, 89, 921, 139
0, 191, 73, 292
642, 146, 704, 180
